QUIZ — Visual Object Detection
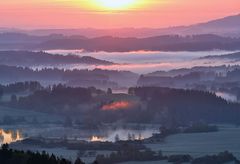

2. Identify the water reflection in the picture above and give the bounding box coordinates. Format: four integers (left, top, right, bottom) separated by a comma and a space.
90, 136, 106, 142
0, 129, 23, 144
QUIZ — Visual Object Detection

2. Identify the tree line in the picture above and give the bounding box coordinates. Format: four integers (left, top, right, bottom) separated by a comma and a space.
0, 144, 85, 164
128, 87, 240, 125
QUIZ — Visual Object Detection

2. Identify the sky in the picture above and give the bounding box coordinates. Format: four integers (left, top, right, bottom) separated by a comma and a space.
0, 0, 239, 29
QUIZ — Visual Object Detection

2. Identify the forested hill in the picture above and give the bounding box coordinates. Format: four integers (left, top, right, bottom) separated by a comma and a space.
128, 87, 240, 125
0, 65, 139, 88
0, 51, 113, 66
2, 84, 240, 125
36, 34, 240, 51
1, 33, 240, 51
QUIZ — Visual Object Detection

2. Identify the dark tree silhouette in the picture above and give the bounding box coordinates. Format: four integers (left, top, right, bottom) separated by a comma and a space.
0, 144, 79, 164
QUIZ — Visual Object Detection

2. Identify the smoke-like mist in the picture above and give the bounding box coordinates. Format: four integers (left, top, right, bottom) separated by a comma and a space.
45, 50, 239, 74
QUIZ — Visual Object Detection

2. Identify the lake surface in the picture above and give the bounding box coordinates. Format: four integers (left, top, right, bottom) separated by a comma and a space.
45, 50, 239, 74
146, 124, 240, 159
4, 124, 240, 163
0, 125, 158, 144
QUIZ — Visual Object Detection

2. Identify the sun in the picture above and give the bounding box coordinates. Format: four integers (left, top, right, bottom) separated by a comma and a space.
94, 0, 137, 10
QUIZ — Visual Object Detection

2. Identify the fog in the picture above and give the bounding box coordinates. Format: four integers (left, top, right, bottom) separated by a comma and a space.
45, 50, 236, 63
216, 92, 238, 103
91, 128, 159, 142
45, 50, 239, 74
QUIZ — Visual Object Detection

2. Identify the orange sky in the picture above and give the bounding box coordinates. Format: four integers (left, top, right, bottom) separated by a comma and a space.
0, 0, 239, 29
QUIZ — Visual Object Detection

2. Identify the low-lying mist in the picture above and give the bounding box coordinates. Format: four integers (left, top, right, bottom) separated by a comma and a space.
45, 50, 239, 74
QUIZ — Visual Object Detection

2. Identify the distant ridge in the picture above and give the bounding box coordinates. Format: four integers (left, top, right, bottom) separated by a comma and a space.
0, 51, 114, 66
0, 14, 240, 51
0, 33, 240, 52
179, 13, 240, 37
200, 51, 240, 60
1, 14, 239, 38
35, 34, 240, 52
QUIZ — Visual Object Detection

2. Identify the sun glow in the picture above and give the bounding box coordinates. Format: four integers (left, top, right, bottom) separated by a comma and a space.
93, 0, 137, 10
101, 101, 135, 111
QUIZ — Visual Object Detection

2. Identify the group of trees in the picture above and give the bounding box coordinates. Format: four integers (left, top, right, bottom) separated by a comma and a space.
87, 85, 240, 125
137, 66, 240, 100
0, 51, 112, 66
16, 84, 93, 113
23, 137, 146, 153
96, 148, 165, 164
4, 84, 240, 125
0, 65, 108, 84
1, 143, 238, 164
128, 87, 240, 125
192, 151, 239, 164
0, 81, 43, 94
0, 144, 84, 164
0, 65, 137, 89
95, 145, 239, 164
